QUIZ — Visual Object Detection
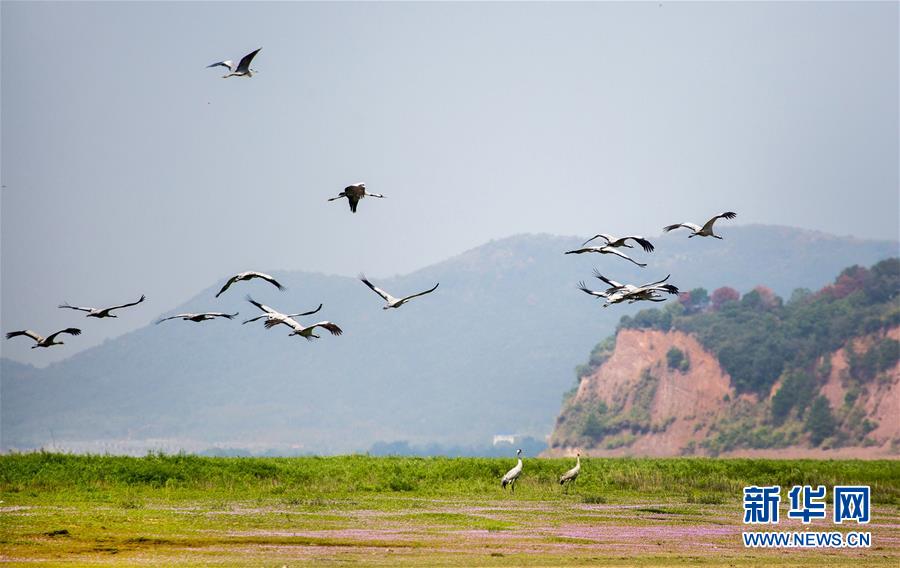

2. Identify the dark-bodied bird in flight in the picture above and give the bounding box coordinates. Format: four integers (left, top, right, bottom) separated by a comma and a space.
328, 183, 385, 213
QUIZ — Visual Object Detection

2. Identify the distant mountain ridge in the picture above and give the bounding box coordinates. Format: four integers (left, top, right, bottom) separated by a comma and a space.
2, 226, 896, 454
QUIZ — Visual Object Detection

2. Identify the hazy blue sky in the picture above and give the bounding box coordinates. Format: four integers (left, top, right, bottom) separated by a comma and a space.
2, 1, 898, 365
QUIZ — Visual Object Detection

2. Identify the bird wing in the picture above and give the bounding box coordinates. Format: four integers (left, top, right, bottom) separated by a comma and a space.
105, 294, 146, 313
663, 222, 701, 233
309, 321, 343, 336
400, 283, 439, 303
6, 330, 43, 342
215, 275, 239, 297
246, 294, 277, 314
156, 313, 194, 324
45, 328, 82, 342
559, 465, 579, 483
58, 303, 94, 313
248, 271, 285, 291
348, 194, 360, 213
207, 60, 234, 71
287, 303, 324, 318
622, 236, 654, 252
235, 48, 261, 73
701, 211, 737, 233
592, 269, 624, 289
564, 247, 597, 255
602, 247, 647, 267
501, 461, 523, 483
577, 282, 608, 299
581, 234, 613, 247
359, 275, 392, 302
242, 314, 267, 324
207, 312, 238, 319
638, 274, 670, 288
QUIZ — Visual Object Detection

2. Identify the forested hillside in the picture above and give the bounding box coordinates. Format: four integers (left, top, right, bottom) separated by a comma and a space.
551, 259, 900, 456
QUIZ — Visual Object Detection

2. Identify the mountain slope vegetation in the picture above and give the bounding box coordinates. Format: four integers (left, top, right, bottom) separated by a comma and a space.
551, 258, 900, 456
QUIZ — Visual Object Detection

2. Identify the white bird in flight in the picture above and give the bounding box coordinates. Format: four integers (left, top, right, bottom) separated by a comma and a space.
564, 245, 647, 267
581, 234, 654, 253
58, 295, 146, 318
578, 273, 679, 307
328, 183, 385, 214
283, 318, 343, 341
6, 328, 81, 349
216, 271, 285, 298
155, 312, 238, 324
242, 296, 322, 329
207, 48, 261, 78
663, 211, 737, 239
359, 275, 439, 309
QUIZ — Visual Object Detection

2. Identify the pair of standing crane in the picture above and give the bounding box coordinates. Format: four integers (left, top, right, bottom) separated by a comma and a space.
500, 449, 582, 493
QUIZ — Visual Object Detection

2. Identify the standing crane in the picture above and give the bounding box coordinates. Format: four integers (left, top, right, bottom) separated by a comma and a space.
663, 211, 737, 239
501, 449, 524, 492
558, 451, 581, 492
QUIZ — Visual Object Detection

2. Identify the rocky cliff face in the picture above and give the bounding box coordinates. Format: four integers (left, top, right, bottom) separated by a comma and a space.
549, 327, 899, 458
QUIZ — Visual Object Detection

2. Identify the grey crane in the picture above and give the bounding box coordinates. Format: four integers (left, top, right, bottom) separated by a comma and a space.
501, 449, 524, 492
6, 328, 81, 348
559, 451, 581, 492
58, 294, 146, 318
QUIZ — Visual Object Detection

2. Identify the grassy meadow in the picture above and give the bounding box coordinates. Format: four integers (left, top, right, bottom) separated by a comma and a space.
1, 453, 898, 565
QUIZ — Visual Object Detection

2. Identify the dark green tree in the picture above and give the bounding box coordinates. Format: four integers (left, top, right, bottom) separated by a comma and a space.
805, 396, 836, 446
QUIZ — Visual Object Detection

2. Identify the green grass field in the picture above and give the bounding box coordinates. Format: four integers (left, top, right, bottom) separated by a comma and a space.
1, 453, 898, 566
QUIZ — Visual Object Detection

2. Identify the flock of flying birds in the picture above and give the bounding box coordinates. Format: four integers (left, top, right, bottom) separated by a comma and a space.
500, 211, 737, 489
6, 47, 737, 488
